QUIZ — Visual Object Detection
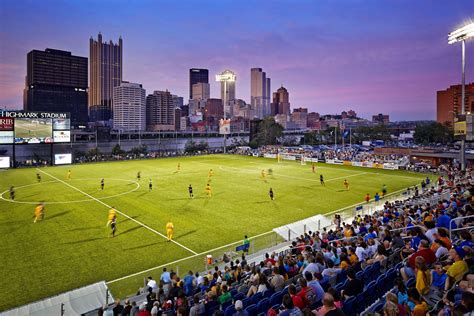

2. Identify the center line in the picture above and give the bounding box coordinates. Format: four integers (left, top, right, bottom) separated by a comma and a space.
35, 168, 198, 255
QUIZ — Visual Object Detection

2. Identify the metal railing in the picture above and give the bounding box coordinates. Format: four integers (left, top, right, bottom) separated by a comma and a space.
449, 214, 474, 239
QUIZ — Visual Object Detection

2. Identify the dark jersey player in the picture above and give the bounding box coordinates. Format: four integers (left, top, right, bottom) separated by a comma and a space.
9, 186, 15, 200
188, 184, 194, 198
320, 174, 325, 185
269, 188, 274, 200
100, 178, 104, 190
36, 172, 41, 183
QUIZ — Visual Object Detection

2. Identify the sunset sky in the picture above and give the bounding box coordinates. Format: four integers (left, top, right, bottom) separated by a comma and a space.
0, 0, 473, 120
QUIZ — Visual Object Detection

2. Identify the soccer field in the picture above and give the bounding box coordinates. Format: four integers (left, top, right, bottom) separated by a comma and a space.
0, 154, 426, 311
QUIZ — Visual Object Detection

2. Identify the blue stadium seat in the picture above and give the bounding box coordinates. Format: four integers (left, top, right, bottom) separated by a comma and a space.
356, 270, 364, 280
370, 301, 385, 313
320, 279, 330, 291
257, 298, 270, 315
263, 289, 274, 299
375, 275, 387, 296
406, 277, 416, 289
206, 301, 220, 316
224, 304, 236, 316
337, 269, 347, 284
234, 293, 245, 301
364, 281, 377, 306
230, 289, 238, 297
334, 282, 345, 293
242, 297, 251, 308
354, 293, 366, 314
270, 291, 284, 306
342, 296, 356, 316
221, 300, 232, 313
245, 304, 257, 316
249, 292, 263, 305
362, 265, 373, 284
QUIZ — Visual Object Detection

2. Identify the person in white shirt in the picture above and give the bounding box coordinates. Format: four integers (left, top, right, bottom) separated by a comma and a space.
147, 276, 158, 292
434, 239, 449, 258
424, 221, 437, 243
355, 241, 368, 262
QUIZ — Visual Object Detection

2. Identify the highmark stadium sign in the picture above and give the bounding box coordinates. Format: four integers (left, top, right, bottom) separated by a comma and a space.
0, 110, 69, 119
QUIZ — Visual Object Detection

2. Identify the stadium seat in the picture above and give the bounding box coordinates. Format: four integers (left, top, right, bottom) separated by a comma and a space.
233, 292, 245, 301
257, 298, 270, 315
221, 300, 232, 312
242, 297, 251, 308
364, 281, 377, 306
263, 289, 274, 299
362, 265, 373, 284
370, 300, 385, 313
334, 282, 345, 294
354, 293, 366, 314
320, 279, 330, 291
206, 301, 220, 315
269, 291, 284, 306
406, 277, 416, 289
375, 275, 388, 296
249, 292, 263, 305
224, 304, 236, 316
342, 296, 356, 316
245, 304, 257, 316
336, 269, 347, 284
356, 270, 364, 281
230, 289, 238, 297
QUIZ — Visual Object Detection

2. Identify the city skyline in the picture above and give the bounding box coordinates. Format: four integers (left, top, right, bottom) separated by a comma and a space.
0, 0, 473, 121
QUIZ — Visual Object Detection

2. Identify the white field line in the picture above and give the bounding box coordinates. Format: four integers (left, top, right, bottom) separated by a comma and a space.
36, 168, 198, 255
106, 230, 274, 284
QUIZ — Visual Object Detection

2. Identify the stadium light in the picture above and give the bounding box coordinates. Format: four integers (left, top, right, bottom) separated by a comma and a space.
448, 21, 474, 171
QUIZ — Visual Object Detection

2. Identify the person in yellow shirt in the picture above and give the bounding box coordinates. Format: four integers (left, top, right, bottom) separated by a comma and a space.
208, 169, 214, 178
67, 169, 71, 180
106, 207, 116, 227
205, 183, 212, 198
261, 169, 266, 180
343, 179, 349, 190
415, 257, 431, 295
166, 221, 174, 241
446, 247, 468, 289
408, 288, 428, 316
177, 163, 180, 172
33, 202, 45, 223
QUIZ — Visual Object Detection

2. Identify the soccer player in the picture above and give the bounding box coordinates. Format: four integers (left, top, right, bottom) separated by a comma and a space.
208, 169, 214, 178
267, 168, 273, 177
149, 179, 153, 191
312, 163, 316, 173
177, 163, 181, 172
365, 193, 370, 203
137, 171, 141, 181
188, 184, 194, 198
100, 178, 105, 190
106, 207, 116, 227
166, 221, 174, 241
33, 202, 45, 223
243, 235, 250, 254
205, 183, 212, 197
320, 174, 325, 185
269, 188, 274, 200
36, 172, 41, 183
261, 169, 266, 180
9, 186, 15, 200
110, 215, 117, 237
382, 184, 387, 197
343, 179, 349, 190
67, 169, 71, 180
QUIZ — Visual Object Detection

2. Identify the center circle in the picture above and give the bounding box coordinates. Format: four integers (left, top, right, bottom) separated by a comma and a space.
0, 178, 140, 204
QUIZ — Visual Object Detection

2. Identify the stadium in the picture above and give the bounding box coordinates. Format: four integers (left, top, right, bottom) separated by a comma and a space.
1, 3, 474, 316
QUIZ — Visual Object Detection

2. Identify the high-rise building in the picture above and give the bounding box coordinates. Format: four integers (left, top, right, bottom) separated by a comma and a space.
89, 33, 123, 122
271, 86, 290, 115
112, 82, 146, 131
216, 70, 236, 118
172, 95, 184, 109
189, 68, 209, 99
23, 48, 88, 126
146, 90, 175, 131
251, 68, 271, 119
192, 83, 210, 101
437, 83, 474, 125
204, 98, 224, 121
292, 108, 308, 129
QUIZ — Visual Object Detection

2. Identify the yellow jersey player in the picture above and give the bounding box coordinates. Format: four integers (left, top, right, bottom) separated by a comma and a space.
177, 163, 181, 172
67, 169, 71, 180
208, 169, 214, 178
106, 207, 116, 227
261, 169, 266, 180
343, 179, 350, 190
166, 221, 174, 241
33, 202, 45, 223
205, 183, 212, 197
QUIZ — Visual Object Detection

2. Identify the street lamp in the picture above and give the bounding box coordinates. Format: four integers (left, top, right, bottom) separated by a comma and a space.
448, 21, 474, 171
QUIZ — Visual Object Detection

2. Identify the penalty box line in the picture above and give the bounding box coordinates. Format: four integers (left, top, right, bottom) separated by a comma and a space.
35, 168, 198, 255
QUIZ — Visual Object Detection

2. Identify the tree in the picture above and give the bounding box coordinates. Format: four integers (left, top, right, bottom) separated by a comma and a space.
130, 145, 148, 156
254, 117, 284, 146
414, 122, 453, 145
185, 140, 209, 153
112, 144, 125, 156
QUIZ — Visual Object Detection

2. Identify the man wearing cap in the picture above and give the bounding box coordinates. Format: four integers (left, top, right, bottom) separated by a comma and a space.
445, 247, 469, 290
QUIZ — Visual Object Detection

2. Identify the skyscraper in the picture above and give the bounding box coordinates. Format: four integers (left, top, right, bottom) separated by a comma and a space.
192, 82, 210, 101
271, 86, 290, 115
216, 70, 236, 118
189, 68, 209, 99
437, 83, 474, 125
112, 82, 146, 131
251, 68, 271, 119
146, 90, 175, 131
89, 33, 123, 122
23, 48, 88, 126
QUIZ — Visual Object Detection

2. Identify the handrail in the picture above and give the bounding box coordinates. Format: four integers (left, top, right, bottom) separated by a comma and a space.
449, 215, 474, 239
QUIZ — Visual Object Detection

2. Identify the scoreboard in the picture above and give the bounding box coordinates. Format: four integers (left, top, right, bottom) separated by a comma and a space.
0, 111, 71, 144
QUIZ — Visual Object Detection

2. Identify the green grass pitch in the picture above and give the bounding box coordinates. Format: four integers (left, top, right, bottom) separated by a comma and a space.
0, 154, 427, 311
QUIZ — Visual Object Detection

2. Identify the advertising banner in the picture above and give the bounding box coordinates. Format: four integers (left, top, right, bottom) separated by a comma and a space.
219, 119, 231, 135
53, 130, 71, 143
0, 156, 10, 168
0, 117, 14, 131
54, 153, 72, 165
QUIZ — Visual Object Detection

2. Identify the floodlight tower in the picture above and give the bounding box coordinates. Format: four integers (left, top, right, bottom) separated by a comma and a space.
448, 22, 474, 171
